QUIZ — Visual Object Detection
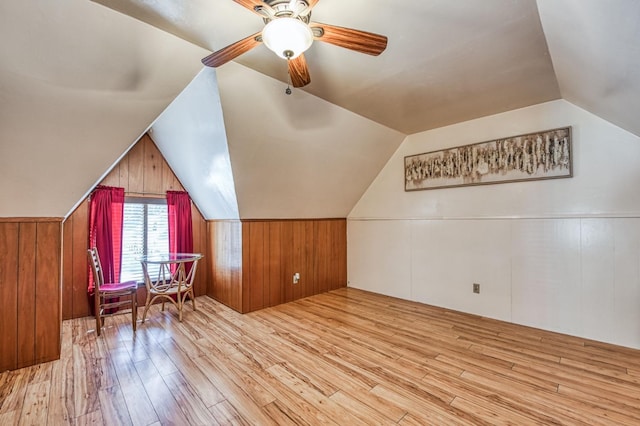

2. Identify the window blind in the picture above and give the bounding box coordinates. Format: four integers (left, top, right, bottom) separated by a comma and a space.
120, 201, 169, 283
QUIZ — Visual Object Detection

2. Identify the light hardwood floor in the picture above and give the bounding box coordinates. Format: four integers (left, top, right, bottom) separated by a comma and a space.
1, 288, 640, 425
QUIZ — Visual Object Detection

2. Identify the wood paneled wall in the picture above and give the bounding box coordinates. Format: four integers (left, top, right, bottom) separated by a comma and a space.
0, 218, 61, 372
208, 219, 347, 313
207, 221, 243, 311
62, 134, 208, 320
99, 133, 183, 193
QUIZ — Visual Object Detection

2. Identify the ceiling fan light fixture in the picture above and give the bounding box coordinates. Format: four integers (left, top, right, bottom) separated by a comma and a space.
262, 17, 313, 59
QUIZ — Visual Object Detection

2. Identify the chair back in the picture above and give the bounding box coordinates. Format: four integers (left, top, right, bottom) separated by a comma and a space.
88, 247, 105, 291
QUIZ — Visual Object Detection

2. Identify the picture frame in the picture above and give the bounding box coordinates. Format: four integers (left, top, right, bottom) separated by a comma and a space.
404, 126, 572, 191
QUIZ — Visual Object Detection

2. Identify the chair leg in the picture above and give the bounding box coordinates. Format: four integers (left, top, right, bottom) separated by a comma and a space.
191, 290, 196, 311
95, 293, 101, 336
141, 291, 152, 323
132, 292, 137, 332
176, 293, 182, 322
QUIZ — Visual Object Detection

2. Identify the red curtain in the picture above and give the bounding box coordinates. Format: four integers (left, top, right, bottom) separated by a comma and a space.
167, 191, 193, 272
88, 185, 125, 292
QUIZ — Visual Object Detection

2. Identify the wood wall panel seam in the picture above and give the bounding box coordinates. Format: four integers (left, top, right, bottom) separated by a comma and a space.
0, 223, 19, 372
34, 222, 62, 365
17, 223, 36, 369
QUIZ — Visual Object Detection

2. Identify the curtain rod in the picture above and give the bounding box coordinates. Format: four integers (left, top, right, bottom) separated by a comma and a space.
125, 191, 166, 197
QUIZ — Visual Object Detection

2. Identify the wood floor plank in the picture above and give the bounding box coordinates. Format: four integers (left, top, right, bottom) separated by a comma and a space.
192, 354, 277, 425
158, 338, 225, 407
459, 370, 627, 426
71, 344, 99, 417
228, 352, 339, 425
46, 357, 74, 425
97, 386, 132, 426
133, 358, 191, 425
208, 399, 243, 426
450, 395, 539, 426
162, 371, 219, 425
422, 371, 563, 425
46, 320, 74, 425
5, 288, 640, 425
0, 370, 29, 415
18, 381, 50, 426
0, 410, 19, 425
107, 347, 158, 426
558, 384, 640, 424
329, 390, 398, 425
260, 401, 306, 426
560, 355, 640, 383
74, 409, 104, 425
369, 384, 484, 425
436, 351, 559, 392
512, 358, 640, 402
265, 362, 366, 426
25, 362, 53, 385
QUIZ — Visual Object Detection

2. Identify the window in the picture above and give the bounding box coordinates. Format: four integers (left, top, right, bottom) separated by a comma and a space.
120, 198, 169, 283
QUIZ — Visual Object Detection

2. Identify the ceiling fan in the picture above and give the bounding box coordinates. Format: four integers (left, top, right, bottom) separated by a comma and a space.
201, 0, 388, 88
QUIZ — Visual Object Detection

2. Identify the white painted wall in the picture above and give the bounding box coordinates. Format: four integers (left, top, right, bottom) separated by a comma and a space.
348, 100, 640, 349
151, 68, 240, 220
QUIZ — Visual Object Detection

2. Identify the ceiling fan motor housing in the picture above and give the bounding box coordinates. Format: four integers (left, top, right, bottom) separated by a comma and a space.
259, 0, 312, 24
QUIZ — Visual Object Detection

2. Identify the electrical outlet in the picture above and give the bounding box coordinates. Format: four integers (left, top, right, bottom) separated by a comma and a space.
473, 283, 480, 294
293, 272, 300, 284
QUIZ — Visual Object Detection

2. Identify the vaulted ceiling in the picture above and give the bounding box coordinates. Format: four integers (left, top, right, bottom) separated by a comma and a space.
1, 0, 639, 219
94, 0, 562, 134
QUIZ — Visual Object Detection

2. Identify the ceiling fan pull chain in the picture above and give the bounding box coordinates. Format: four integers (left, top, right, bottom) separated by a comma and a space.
286, 58, 293, 95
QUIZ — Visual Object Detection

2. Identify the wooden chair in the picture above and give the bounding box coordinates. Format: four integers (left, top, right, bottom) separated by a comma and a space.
87, 247, 138, 336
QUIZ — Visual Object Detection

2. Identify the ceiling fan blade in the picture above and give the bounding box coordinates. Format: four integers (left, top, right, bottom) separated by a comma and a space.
307, 0, 320, 8
232, 0, 265, 15
288, 54, 311, 88
310, 22, 387, 56
201, 32, 261, 67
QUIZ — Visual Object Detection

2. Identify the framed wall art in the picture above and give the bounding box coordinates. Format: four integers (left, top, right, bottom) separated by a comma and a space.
404, 126, 572, 191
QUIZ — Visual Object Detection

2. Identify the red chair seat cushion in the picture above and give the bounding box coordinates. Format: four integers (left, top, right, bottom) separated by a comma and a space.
101, 281, 137, 292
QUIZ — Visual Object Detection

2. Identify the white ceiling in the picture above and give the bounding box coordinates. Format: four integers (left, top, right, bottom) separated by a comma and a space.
92, 0, 562, 134
538, 0, 640, 136
0, 0, 207, 217
1, 0, 639, 218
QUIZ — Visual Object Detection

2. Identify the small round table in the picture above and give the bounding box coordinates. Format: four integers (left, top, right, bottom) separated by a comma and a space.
139, 253, 203, 322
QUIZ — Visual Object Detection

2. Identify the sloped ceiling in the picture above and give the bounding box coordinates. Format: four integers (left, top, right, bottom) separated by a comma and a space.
2, 0, 640, 219
215, 62, 404, 218
92, 0, 562, 134
149, 63, 404, 220
0, 0, 208, 217
538, 0, 640, 137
